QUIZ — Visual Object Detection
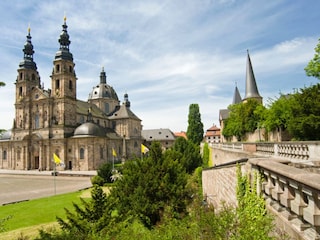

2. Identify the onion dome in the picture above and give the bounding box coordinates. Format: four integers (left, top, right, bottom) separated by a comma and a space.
55, 16, 73, 61
88, 68, 119, 101
74, 122, 106, 137
19, 27, 37, 70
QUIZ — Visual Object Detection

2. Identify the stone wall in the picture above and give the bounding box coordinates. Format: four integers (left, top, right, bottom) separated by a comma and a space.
210, 145, 256, 166
202, 160, 248, 211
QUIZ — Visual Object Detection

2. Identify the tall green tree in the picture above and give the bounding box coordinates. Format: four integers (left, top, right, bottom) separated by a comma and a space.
186, 103, 204, 145
171, 137, 202, 173
0, 82, 5, 87
305, 38, 320, 79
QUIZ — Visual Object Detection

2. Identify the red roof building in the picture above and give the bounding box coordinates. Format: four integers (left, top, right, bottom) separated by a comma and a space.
204, 125, 221, 143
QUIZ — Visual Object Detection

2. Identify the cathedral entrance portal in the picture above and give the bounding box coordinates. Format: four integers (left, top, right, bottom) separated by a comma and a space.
23, 133, 43, 170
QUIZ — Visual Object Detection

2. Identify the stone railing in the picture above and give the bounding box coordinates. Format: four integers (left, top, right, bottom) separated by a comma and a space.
211, 142, 320, 162
249, 158, 320, 239
211, 143, 243, 151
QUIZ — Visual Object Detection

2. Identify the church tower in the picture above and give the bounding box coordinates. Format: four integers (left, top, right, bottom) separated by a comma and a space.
14, 27, 41, 129
51, 17, 77, 133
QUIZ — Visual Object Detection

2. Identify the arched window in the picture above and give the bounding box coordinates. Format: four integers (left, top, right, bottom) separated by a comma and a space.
80, 148, 85, 159
69, 80, 73, 90
56, 64, 60, 73
55, 79, 60, 89
19, 87, 23, 97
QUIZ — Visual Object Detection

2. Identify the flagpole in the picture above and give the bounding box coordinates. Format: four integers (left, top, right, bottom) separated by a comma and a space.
113, 154, 114, 170
53, 159, 56, 195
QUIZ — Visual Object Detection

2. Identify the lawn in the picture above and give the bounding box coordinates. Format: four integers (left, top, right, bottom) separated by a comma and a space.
0, 189, 90, 232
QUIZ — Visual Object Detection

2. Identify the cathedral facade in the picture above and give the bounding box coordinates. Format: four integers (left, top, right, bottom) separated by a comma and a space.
0, 18, 143, 171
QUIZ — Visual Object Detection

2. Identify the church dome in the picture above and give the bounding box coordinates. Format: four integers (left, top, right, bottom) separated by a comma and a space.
89, 84, 118, 100
88, 68, 119, 101
74, 122, 106, 137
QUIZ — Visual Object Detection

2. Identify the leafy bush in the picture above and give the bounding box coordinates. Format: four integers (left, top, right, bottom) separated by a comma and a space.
91, 175, 105, 186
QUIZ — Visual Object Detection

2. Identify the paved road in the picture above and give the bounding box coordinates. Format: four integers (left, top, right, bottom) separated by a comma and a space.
0, 174, 93, 205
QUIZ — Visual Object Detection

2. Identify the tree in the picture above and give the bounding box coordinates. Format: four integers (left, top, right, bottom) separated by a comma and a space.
263, 94, 293, 132
55, 185, 109, 236
171, 137, 202, 173
305, 38, 320, 80
186, 104, 204, 145
0, 82, 5, 87
110, 142, 190, 228
287, 84, 320, 140
222, 99, 263, 141
202, 142, 210, 167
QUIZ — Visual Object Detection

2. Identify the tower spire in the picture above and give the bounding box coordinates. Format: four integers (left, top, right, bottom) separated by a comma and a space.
243, 50, 262, 102
55, 16, 73, 61
232, 82, 242, 104
19, 25, 37, 70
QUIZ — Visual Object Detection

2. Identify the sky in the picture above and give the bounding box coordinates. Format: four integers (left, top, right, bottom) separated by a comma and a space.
0, 0, 319, 133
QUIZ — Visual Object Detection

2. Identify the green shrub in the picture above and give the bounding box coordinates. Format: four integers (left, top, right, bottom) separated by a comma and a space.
91, 175, 105, 186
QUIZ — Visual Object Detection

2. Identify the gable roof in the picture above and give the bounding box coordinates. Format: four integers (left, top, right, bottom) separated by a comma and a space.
76, 100, 107, 118
142, 128, 176, 141
109, 104, 141, 121
205, 125, 221, 137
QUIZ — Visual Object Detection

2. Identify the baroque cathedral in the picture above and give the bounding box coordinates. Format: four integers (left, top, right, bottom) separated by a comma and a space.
0, 18, 143, 171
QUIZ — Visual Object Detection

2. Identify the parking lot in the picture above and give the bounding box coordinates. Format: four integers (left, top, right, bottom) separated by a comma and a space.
0, 173, 92, 205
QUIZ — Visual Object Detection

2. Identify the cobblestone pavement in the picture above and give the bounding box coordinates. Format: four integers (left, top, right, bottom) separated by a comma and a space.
0, 170, 94, 205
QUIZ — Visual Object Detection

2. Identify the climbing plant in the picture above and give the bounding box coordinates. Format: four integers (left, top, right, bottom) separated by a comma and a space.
235, 165, 274, 240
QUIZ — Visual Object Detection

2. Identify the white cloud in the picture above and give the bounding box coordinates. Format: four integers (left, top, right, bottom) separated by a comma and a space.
0, 0, 319, 133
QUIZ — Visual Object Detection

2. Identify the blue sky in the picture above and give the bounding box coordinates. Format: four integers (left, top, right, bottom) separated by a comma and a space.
0, 0, 319, 132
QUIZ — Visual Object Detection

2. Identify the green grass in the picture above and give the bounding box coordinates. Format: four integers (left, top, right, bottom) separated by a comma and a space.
0, 190, 87, 232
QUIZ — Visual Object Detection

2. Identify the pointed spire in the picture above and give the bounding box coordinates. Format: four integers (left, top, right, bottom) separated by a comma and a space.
243, 50, 262, 101
55, 16, 73, 61
19, 25, 37, 70
100, 67, 107, 84
232, 82, 242, 104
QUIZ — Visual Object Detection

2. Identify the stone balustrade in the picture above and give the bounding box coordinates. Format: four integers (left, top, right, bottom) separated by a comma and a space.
249, 158, 320, 239
211, 142, 320, 162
